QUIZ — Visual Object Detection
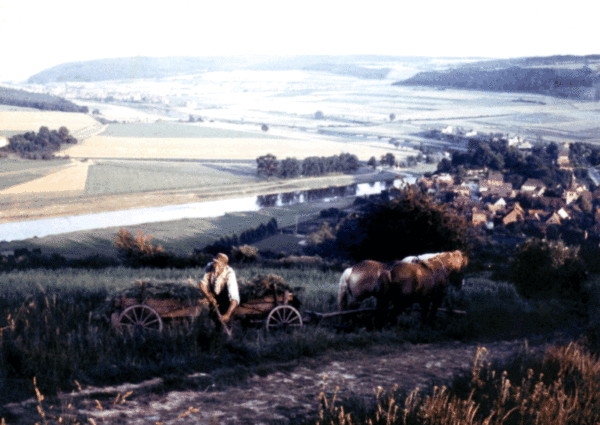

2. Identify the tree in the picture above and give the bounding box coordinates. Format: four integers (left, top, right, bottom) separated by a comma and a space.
302, 156, 325, 176
334, 188, 471, 261
367, 156, 378, 169
256, 154, 279, 179
380, 152, 396, 167
337, 153, 360, 174
279, 157, 301, 178
389, 113, 396, 121
261, 124, 269, 132
314, 110, 324, 120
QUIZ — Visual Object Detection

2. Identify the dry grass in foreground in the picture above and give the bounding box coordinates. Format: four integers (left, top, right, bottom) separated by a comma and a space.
316, 342, 600, 425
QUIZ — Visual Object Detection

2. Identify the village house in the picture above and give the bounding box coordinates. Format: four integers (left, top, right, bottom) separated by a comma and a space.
502, 203, 526, 226
487, 198, 507, 214
471, 207, 489, 226
521, 178, 546, 196
558, 144, 571, 169
0, 135, 8, 148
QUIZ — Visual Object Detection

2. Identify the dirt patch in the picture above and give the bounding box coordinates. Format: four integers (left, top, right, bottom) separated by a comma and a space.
4, 339, 550, 424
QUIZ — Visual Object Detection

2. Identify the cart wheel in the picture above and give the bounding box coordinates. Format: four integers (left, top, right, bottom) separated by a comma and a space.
266, 305, 303, 331
118, 305, 163, 334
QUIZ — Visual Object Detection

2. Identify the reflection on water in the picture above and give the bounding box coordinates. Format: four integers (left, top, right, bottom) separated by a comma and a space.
256, 179, 407, 208
0, 178, 412, 242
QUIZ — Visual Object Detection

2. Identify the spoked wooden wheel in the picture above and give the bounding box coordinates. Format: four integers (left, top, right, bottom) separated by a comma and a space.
266, 305, 303, 331
118, 305, 163, 334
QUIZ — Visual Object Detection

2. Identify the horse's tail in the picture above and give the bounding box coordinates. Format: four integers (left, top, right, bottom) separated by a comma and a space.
338, 267, 353, 312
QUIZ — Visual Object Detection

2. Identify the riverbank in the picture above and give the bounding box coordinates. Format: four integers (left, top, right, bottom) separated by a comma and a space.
0, 165, 435, 257
0, 168, 410, 225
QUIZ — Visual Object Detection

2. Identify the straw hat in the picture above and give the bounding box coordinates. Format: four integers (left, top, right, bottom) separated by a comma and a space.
214, 253, 229, 266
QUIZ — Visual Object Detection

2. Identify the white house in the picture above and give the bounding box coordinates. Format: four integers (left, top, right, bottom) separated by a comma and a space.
0, 136, 8, 148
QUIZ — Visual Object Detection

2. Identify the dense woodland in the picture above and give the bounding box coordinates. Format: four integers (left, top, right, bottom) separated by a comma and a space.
2, 126, 78, 159
0, 86, 88, 113
395, 66, 600, 99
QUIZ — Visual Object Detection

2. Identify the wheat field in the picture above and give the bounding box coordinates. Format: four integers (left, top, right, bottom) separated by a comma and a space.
0, 110, 97, 132
61, 135, 403, 160
0, 160, 92, 194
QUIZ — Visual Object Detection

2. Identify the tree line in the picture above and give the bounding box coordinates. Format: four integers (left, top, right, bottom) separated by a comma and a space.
395, 66, 599, 99
4, 126, 78, 159
0, 86, 88, 113
256, 153, 360, 179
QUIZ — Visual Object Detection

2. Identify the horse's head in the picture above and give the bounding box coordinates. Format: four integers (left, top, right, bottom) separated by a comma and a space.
444, 250, 468, 288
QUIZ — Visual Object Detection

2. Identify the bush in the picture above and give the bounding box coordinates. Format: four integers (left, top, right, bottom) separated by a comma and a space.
510, 238, 587, 300
113, 229, 165, 267
231, 245, 260, 263
333, 188, 471, 262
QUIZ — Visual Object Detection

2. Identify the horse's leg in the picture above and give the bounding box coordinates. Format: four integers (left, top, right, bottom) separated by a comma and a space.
427, 291, 445, 323
375, 293, 390, 329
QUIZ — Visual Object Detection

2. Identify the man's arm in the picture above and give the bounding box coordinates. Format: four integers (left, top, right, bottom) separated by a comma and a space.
199, 273, 218, 307
220, 269, 240, 323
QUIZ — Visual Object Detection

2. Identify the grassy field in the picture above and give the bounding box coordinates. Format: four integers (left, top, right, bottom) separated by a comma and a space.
83, 160, 258, 195
101, 121, 281, 138
61, 134, 399, 160
0, 160, 91, 195
0, 159, 72, 190
0, 110, 97, 132
0, 264, 596, 411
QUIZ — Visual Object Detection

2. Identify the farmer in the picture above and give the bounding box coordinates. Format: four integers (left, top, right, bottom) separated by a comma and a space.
199, 253, 240, 329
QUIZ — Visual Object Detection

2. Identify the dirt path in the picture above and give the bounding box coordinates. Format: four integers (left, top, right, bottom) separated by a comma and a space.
4, 339, 549, 424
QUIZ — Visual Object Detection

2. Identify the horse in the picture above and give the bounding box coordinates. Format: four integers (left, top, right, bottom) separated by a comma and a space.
338, 260, 387, 312
376, 250, 468, 326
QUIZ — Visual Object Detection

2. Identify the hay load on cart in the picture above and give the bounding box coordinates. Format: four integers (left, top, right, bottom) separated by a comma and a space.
101, 280, 208, 333
99, 275, 304, 334
236, 274, 304, 330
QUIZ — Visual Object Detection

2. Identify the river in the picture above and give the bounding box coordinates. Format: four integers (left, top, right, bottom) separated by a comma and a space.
0, 177, 412, 242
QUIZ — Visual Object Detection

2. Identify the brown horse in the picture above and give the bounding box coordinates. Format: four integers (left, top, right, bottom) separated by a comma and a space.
338, 260, 387, 312
376, 250, 468, 326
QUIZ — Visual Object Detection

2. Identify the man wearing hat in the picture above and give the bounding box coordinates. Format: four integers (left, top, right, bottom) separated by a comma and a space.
199, 253, 240, 329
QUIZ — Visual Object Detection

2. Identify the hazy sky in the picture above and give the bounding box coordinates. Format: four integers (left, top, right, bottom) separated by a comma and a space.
0, 0, 597, 82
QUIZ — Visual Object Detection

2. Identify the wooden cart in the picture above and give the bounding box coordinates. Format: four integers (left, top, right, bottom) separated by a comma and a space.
110, 281, 303, 334
235, 289, 303, 331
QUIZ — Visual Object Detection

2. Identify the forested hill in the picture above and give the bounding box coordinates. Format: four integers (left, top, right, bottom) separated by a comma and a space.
393, 55, 600, 101
26, 55, 411, 83
0, 86, 88, 113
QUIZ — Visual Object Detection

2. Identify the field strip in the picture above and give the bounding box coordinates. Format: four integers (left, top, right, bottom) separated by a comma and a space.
61, 136, 407, 161
0, 161, 92, 195
0, 110, 98, 132
71, 123, 108, 140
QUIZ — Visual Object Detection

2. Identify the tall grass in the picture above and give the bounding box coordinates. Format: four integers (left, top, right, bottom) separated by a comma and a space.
0, 266, 597, 407
314, 342, 600, 425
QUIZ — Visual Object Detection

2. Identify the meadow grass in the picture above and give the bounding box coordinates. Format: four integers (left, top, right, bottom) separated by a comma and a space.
0, 266, 597, 409
83, 160, 258, 195
101, 122, 281, 139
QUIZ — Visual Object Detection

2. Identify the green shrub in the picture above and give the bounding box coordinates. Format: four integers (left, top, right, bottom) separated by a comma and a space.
510, 238, 587, 300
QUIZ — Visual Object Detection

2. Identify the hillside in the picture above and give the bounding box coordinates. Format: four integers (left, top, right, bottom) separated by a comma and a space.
0, 86, 88, 113
26, 55, 435, 83
393, 55, 600, 101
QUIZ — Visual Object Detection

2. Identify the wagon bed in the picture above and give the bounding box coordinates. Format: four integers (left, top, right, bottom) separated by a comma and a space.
110, 280, 303, 333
